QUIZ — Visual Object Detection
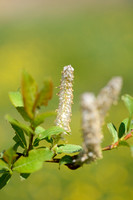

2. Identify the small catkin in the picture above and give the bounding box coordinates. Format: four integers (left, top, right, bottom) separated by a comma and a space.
55, 65, 74, 134
97, 77, 123, 125
75, 93, 102, 165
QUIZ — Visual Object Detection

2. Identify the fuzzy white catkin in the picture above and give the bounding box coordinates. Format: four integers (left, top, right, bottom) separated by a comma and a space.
97, 77, 123, 125
76, 93, 102, 164
74, 77, 123, 166
55, 65, 74, 133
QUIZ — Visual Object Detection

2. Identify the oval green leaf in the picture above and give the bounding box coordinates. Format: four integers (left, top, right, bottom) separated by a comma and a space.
9, 91, 23, 107
118, 122, 125, 139
107, 123, 118, 143
56, 144, 82, 154
13, 148, 54, 173
0, 172, 12, 190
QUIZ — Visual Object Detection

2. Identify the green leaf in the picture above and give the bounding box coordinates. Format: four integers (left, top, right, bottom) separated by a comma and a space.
121, 118, 129, 133
35, 126, 45, 136
56, 144, 82, 154
20, 173, 30, 181
119, 118, 133, 134
0, 170, 8, 174
9, 119, 27, 149
122, 94, 133, 132
0, 172, 12, 190
13, 143, 19, 152
13, 126, 27, 149
33, 138, 40, 147
119, 141, 130, 147
6, 115, 33, 136
35, 79, 53, 108
9, 91, 31, 122
107, 123, 118, 143
3, 147, 16, 167
16, 107, 31, 122
9, 91, 23, 107
126, 117, 133, 133
13, 148, 54, 173
0, 159, 10, 171
33, 111, 56, 127
33, 126, 46, 146
118, 122, 125, 139
122, 94, 133, 115
59, 155, 73, 167
39, 126, 66, 139
21, 70, 38, 119
33, 137, 53, 146
33, 126, 65, 146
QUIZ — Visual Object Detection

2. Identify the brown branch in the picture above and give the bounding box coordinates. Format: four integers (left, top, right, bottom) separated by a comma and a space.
27, 125, 35, 155
46, 131, 133, 170
45, 156, 81, 170
102, 131, 133, 151
46, 159, 60, 163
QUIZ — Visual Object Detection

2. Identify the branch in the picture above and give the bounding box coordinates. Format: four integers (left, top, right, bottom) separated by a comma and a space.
102, 131, 133, 151
46, 131, 133, 170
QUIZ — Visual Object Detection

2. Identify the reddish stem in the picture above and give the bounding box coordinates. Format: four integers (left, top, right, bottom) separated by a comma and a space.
102, 131, 133, 151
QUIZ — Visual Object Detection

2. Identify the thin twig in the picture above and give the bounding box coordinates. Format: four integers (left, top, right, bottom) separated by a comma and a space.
27, 126, 35, 155
102, 131, 133, 151
45, 131, 133, 170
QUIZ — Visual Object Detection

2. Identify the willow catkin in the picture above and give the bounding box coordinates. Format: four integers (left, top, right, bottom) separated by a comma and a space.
97, 77, 123, 125
75, 93, 102, 164
74, 77, 122, 166
55, 65, 74, 134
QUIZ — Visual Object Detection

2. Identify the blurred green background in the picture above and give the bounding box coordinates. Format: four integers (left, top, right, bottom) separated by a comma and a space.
0, 0, 133, 199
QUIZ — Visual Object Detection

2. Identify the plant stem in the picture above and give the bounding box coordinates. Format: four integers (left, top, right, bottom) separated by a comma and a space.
26, 125, 35, 155
102, 131, 133, 151
46, 131, 133, 169
26, 120, 36, 154
27, 134, 34, 152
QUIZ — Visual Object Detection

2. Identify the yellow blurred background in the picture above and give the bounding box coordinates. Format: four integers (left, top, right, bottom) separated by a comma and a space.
0, 0, 133, 199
